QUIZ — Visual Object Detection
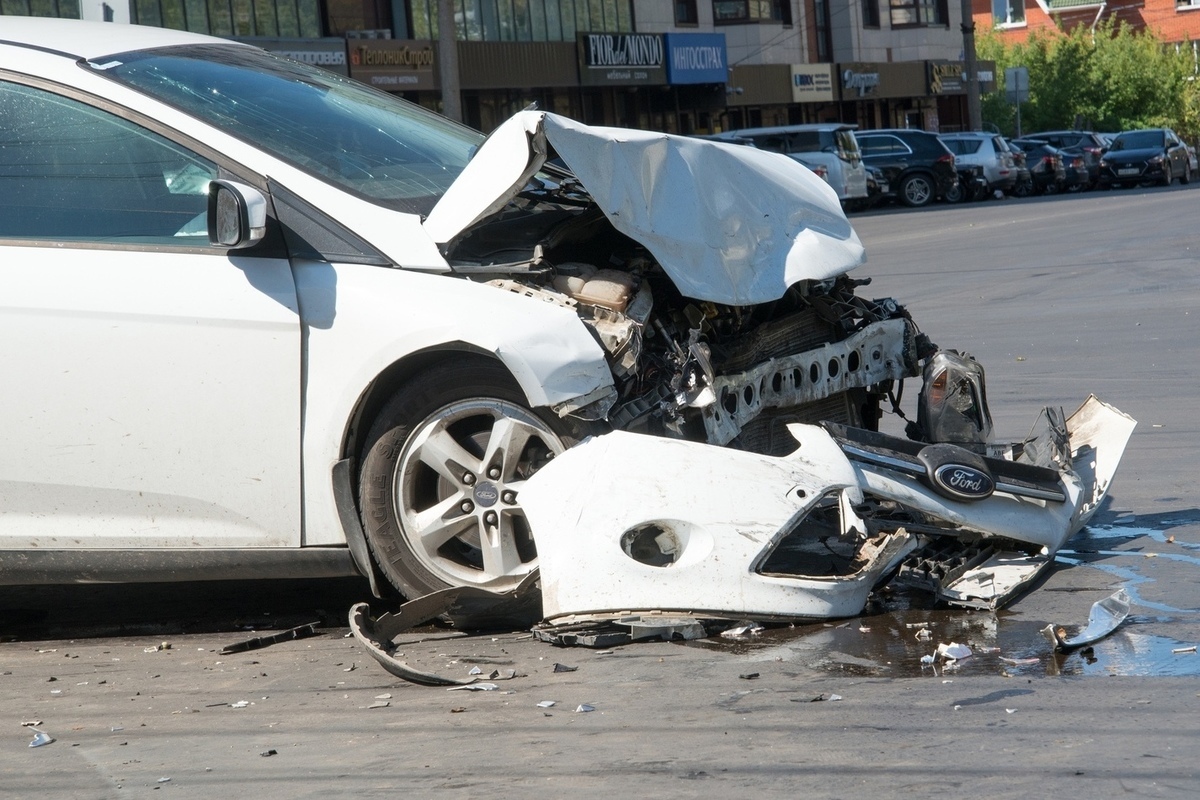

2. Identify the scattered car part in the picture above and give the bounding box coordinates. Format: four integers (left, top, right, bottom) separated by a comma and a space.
1041, 588, 1131, 652
532, 616, 707, 648
520, 396, 1132, 624
348, 571, 539, 685
220, 623, 320, 655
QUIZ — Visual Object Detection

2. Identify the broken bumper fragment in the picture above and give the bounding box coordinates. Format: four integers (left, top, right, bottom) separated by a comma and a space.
520, 396, 1134, 623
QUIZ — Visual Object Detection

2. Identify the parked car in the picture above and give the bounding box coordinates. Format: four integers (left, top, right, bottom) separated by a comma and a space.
944, 164, 989, 203
0, 18, 942, 596
1098, 128, 1192, 187
855, 129, 959, 207
1010, 139, 1067, 194
1023, 130, 1107, 187
1002, 140, 1035, 197
714, 123, 870, 206
939, 133, 1017, 194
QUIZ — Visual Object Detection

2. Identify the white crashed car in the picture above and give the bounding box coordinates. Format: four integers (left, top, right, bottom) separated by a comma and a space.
0, 20, 1130, 616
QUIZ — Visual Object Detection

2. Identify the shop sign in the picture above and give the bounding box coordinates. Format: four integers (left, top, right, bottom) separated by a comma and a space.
837, 62, 927, 100
664, 33, 726, 85
927, 61, 965, 94
238, 38, 349, 76
792, 63, 834, 102
578, 33, 667, 86
841, 68, 881, 98
348, 39, 437, 91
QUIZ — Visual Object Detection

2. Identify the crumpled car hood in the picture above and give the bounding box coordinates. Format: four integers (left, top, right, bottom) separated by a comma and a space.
424, 110, 865, 306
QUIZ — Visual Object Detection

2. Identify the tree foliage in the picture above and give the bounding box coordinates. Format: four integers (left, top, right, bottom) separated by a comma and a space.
979, 21, 1200, 140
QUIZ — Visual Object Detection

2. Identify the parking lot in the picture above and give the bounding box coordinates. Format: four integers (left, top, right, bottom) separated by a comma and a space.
4, 184, 1200, 798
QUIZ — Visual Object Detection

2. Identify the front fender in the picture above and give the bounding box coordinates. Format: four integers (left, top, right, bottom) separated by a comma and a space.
296, 259, 613, 546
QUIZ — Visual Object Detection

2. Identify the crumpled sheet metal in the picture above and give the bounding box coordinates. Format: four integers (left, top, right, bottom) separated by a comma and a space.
348, 571, 540, 686
1042, 588, 1131, 652
424, 110, 864, 306
543, 113, 864, 305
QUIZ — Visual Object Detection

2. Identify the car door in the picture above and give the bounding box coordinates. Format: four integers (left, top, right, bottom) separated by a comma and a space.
0, 78, 302, 550
858, 134, 911, 189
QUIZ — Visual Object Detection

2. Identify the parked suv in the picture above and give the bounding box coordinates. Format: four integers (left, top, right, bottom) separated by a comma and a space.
939, 133, 1017, 194
718, 124, 869, 205
855, 129, 959, 207
1023, 130, 1107, 187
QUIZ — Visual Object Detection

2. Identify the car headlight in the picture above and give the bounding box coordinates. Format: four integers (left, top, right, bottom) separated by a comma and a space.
1099, 159, 1108, 168
1148, 154, 1164, 165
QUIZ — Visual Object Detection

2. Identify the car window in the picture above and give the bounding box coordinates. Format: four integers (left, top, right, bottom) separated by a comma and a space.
858, 135, 908, 156
943, 139, 982, 155
92, 43, 483, 216
1111, 131, 1163, 151
0, 80, 216, 243
835, 131, 860, 159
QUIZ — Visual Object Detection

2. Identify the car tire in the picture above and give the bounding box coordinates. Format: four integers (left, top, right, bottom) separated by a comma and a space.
944, 182, 965, 204
357, 357, 586, 598
1184, 163, 1192, 185
1161, 165, 1173, 186
900, 174, 934, 207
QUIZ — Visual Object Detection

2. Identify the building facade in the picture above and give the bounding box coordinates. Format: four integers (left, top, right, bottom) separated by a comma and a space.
4, 0, 995, 133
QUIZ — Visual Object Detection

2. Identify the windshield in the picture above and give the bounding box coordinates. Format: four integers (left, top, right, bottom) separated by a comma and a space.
1111, 131, 1164, 151
89, 43, 483, 215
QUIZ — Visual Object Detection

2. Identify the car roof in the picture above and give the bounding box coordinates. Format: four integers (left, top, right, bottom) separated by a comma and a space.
0, 16, 238, 60
858, 129, 934, 136
727, 123, 859, 136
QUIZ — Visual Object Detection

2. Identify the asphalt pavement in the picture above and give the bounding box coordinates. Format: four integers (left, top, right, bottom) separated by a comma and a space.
4, 185, 1199, 798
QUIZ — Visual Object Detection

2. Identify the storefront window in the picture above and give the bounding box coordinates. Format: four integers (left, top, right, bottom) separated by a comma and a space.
889, 0, 946, 27
124, 0, 319, 36
712, 1, 792, 23
0, 0, 81, 15
991, 0, 1023, 25
411, 0, 633, 41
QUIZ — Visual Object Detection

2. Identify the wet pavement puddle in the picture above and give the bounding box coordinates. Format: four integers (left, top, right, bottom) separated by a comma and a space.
694, 520, 1200, 679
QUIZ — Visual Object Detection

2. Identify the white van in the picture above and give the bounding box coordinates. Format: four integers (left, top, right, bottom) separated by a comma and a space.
716, 123, 869, 204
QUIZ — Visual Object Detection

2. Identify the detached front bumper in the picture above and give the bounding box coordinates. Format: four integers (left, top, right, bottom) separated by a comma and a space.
520, 396, 1134, 623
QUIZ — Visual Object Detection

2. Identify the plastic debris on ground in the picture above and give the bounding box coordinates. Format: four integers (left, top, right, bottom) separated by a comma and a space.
28, 731, 54, 748
575, 704, 595, 713
446, 683, 498, 692
532, 616, 706, 648
220, 623, 320, 655
936, 642, 973, 660
1173, 646, 1197, 654
552, 663, 577, 673
1041, 589, 1131, 652
537, 700, 556, 708
720, 622, 765, 640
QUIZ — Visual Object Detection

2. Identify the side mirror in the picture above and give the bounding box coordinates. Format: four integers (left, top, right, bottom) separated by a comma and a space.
208, 179, 267, 248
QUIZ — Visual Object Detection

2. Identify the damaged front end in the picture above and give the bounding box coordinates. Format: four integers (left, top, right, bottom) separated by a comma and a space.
425, 111, 923, 453
413, 112, 1133, 621
520, 396, 1134, 623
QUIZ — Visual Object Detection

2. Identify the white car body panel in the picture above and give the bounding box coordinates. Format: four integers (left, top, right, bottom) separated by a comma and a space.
0, 246, 302, 549
522, 397, 1134, 621
294, 260, 612, 545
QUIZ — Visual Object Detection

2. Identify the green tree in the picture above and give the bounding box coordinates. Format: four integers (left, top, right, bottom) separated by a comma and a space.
979, 21, 1200, 141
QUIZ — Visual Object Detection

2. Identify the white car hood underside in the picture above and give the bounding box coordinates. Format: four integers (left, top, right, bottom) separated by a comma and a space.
424, 110, 865, 306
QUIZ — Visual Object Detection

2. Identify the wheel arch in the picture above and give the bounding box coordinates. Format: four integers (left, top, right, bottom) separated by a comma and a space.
331, 344, 525, 598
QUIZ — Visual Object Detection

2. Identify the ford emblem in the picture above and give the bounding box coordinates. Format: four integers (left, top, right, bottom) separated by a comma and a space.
473, 481, 500, 508
933, 464, 994, 500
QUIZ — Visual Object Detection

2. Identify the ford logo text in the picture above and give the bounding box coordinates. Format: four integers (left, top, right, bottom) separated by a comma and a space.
933, 464, 994, 500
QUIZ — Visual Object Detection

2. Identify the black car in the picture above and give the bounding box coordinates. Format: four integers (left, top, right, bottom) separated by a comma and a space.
855, 129, 959, 208
1098, 128, 1192, 187
1010, 139, 1068, 194
1023, 130, 1107, 187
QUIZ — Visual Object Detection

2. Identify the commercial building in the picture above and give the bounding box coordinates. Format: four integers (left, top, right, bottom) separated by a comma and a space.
5, 0, 994, 133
